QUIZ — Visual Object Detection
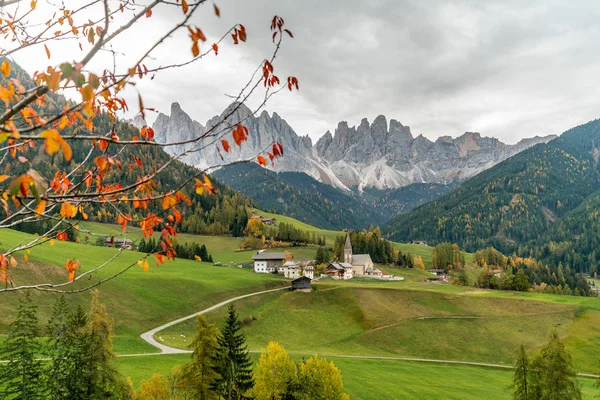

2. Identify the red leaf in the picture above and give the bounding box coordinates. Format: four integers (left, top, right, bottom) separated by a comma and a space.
213, 3, 220, 17
221, 139, 230, 152
232, 124, 248, 146
284, 29, 294, 38
146, 9, 152, 17
212, 43, 219, 55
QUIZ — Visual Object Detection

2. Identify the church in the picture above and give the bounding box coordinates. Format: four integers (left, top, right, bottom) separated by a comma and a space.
343, 233, 380, 277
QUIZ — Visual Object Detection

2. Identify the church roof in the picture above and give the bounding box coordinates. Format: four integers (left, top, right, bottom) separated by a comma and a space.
344, 233, 352, 250
351, 254, 373, 266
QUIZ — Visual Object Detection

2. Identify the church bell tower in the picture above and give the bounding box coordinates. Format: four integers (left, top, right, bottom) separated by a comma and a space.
344, 233, 353, 264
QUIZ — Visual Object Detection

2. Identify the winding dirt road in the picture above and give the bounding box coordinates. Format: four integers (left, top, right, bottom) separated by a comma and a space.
139, 286, 290, 354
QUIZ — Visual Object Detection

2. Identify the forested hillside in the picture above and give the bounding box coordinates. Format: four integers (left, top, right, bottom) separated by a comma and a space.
385, 119, 600, 273
2, 61, 252, 237
214, 163, 386, 229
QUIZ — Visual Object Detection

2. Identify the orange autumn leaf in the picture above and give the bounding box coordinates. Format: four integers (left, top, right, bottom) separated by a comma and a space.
212, 43, 219, 55
221, 139, 230, 152
64, 259, 80, 281
213, 3, 220, 17
257, 155, 267, 167
1, 61, 10, 78
40, 129, 61, 155
60, 201, 78, 218
140, 126, 154, 141
232, 124, 248, 146
192, 41, 200, 57
162, 195, 176, 210
0, 175, 9, 184
182, 0, 188, 14
44, 44, 51, 59
34, 199, 46, 215
146, 9, 152, 17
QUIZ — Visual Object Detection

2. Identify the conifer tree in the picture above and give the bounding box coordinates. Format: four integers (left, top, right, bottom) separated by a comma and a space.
84, 290, 126, 399
45, 295, 71, 400
64, 304, 90, 400
0, 292, 45, 400
511, 344, 529, 400
179, 315, 219, 398
211, 305, 254, 399
530, 331, 582, 400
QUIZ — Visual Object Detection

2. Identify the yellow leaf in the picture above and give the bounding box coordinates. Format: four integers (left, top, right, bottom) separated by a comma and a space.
60, 138, 72, 161
44, 44, 51, 59
0, 175, 9, 184
1, 60, 10, 78
24, 254, 29, 263
30, 0, 36, 9
10, 256, 17, 267
49, 239, 55, 246
40, 129, 61, 155
194, 255, 202, 262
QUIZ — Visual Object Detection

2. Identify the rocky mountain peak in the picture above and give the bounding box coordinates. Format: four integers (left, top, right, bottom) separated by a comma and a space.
152, 102, 556, 190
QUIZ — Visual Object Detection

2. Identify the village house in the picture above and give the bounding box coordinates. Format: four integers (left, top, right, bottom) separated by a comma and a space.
303, 265, 315, 280
343, 233, 375, 276
105, 237, 134, 250
428, 268, 449, 283
261, 217, 277, 225
252, 251, 286, 273
282, 260, 300, 279
326, 261, 354, 280
291, 276, 312, 292
410, 240, 428, 245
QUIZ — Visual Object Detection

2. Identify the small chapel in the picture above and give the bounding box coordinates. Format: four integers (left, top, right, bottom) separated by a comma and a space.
343, 233, 379, 277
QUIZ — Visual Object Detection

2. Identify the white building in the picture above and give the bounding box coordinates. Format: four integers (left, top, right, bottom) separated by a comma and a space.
252, 251, 286, 273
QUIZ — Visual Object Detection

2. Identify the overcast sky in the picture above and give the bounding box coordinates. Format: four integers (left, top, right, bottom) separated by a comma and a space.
11, 0, 600, 144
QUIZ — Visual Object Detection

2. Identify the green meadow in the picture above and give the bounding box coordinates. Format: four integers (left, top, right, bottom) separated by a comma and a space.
2, 213, 600, 398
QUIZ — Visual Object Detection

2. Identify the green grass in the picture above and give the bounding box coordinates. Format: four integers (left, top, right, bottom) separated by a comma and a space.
160, 284, 600, 373
116, 354, 599, 399
0, 228, 287, 353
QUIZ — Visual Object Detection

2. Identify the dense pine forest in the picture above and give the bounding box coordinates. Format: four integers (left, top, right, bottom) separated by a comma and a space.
385, 119, 600, 274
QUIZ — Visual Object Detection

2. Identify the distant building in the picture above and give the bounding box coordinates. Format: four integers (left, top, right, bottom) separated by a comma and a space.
326, 261, 353, 280
252, 251, 286, 273
261, 217, 277, 225
344, 233, 374, 276
282, 261, 300, 279
303, 265, 315, 280
410, 240, 428, 245
105, 237, 133, 250
429, 268, 447, 277
428, 268, 448, 283
291, 276, 312, 292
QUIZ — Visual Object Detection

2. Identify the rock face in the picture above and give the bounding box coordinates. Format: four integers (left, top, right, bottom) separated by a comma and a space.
152, 102, 556, 190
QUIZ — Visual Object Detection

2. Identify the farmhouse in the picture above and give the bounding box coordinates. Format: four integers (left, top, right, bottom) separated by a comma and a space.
327, 261, 353, 280
105, 237, 133, 250
252, 251, 286, 273
282, 261, 300, 279
303, 265, 315, 279
344, 234, 374, 276
410, 240, 428, 245
261, 217, 277, 225
291, 276, 312, 292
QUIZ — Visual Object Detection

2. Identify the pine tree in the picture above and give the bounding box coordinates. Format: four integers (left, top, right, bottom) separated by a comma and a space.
178, 315, 219, 398
211, 305, 254, 399
530, 331, 582, 400
511, 344, 529, 400
84, 290, 127, 399
64, 304, 90, 400
0, 292, 45, 400
45, 295, 71, 400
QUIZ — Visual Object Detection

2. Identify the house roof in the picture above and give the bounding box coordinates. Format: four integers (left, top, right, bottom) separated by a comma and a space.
429, 269, 446, 273
282, 261, 297, 267
351, 254, 372, 266
252, 252, 286, 260
304, 265, 314, 270
293, 276, 312, 282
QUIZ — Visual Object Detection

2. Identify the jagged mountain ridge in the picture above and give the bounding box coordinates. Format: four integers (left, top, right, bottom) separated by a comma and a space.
152, 102, 556, 190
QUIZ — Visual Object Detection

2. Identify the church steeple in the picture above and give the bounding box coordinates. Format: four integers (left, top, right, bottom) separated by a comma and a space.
344, 232, 352, 264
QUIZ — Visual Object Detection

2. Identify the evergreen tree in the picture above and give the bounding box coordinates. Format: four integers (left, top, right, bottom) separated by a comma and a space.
178, 315, 219, 398
45, 295, 71, 400
64, 304, 90, 399
511, 344, 529, 400
211, 305, 254, 399
0, 292, 45, 400
315, 247, 330, 266
530, 331, 581, 400
84, 290, 127, 399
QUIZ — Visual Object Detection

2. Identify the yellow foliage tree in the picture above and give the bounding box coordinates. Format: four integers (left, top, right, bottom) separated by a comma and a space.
413, 256, 425, 270
298, 355, 349, 400
253, 342, 297, 400
135, 374, 171, 400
